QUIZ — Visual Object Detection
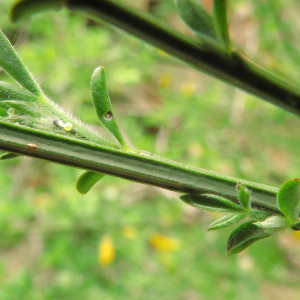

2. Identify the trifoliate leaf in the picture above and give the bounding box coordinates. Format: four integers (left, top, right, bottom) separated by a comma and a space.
11, 0, 64, 23
226, 221, 272, 255
277, 178, 300, 223
76, 171, 106, 195
236, 183, 251, 210
208, 213, 247, 231
180, 193, 245, 212
175, 0, 217, 42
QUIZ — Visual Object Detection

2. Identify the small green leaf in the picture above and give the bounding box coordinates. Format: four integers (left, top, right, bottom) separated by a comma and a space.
0, 152, 20, 160
180, 193, 245, 212
227, 216, 290, 255
208, 213, 247, 231
236, 183, 251, 210
175, 0, 217, 42
0, 82, 38, 102
0, 29, 42, 96
91, 66, 132, 152
212, 0, 231, 52
76, 171, 106, 195
277, 178, 300, 223
11, 0, 64, 23
226, 221, 272, 255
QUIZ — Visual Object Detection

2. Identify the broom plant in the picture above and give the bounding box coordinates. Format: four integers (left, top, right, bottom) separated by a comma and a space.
0, 0, 299, 254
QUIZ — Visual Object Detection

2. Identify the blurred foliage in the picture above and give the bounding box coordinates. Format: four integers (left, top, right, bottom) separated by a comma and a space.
1, 0, 300, 299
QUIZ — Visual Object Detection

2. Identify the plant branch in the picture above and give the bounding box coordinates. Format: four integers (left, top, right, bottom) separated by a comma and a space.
60, 0, 300, 117
0, 121, 279, 212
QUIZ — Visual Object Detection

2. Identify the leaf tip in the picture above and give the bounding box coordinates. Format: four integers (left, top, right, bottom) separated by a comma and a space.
76, 185, 88, 195
92, 66, 105, 79
179, 194, 194, 206
76, 171, 106, 195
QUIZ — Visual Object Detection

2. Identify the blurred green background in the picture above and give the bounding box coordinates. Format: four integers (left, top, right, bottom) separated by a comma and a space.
1, 0, 300, 299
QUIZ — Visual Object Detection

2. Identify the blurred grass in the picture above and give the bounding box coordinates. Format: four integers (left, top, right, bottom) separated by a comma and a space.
1, 0, 300, 299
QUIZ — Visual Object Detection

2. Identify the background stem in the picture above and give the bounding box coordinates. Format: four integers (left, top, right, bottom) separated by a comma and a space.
65, 0, 300, 117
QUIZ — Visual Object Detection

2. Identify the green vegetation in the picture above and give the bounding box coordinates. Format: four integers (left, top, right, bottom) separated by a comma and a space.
1, 0, 300, 299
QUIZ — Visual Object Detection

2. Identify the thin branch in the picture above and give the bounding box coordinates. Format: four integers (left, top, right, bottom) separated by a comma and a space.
0, 121, 279, 212
64, 0, 300, 117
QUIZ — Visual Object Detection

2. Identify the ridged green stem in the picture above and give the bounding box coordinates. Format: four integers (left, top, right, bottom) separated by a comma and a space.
0, 121, 279, 212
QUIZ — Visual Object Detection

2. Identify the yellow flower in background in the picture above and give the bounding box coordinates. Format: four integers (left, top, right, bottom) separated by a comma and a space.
208, 211, 223, 218
33, 193, 52, 208
292, 230, 300, 240
122, 225, 137, 239
150, 233, 180, 252
157, 49, 169, 57
181, 82, 195, 97
98, 235, 115, 265
159, 73, 173, 88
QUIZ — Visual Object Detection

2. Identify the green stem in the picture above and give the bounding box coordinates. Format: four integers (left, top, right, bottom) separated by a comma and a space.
0, 121, 279, 212
63, 0, 300, 117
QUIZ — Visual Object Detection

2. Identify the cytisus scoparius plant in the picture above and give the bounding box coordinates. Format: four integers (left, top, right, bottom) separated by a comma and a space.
0, 0, 299, 255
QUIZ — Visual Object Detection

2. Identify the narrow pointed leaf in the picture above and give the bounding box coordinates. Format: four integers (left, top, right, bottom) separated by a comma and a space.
11, 0, 64, 23
208, 213, 247, 231
180, 193, 245, 212
175, 0, 217, 42
76, 171, 106, 195
91, 66, 132, 151
0, 82, 38, 102
0, 152, 20, 160
226, 221, 272, 255
212, 0, 231, 52
236, 183, 251, 210
0, 29, 42, 96
277, 178, 300, 223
